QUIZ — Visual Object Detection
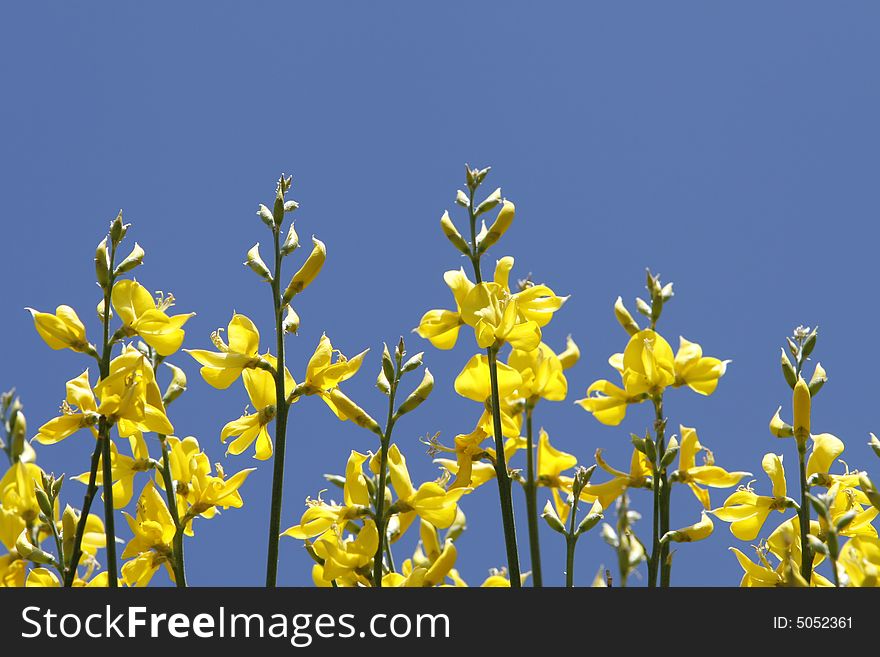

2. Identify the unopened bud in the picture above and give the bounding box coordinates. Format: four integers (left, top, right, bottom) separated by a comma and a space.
109, 210, 128, 245
281, 222, 300, 256
244, 243, 273, 281
162, 362, 188, 405
871, 433, 880, 459
659, 437, 680, 469
440, 211, 470, 255
114, 242, 145, 275
35, 488, 54, 518
635, 297, 652, 317
328, 389, 382, 436
475, 187, 502, 216
769, 406, 794, 438
455, 190, 470, 207
402, 352, 424, 373
282, 237, 326, 303
477, 200, 514, 253
394, 368, 434, 419
257, 204, 275, 228
802, 328, 818, 359
793, 378, 811, 443
614, 297, 640, 336
808, 362, 827, 396
95, 238, 111, 289
15, 530, 56, 565
541, 500, 566, 534
282, 305, 300, 335
558, 335, 580, 370
780, 349, 797, 388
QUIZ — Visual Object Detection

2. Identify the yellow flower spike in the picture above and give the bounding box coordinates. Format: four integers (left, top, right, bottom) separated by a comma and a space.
661, 511, 714, 544
454, 354, 522, 402
415, 269, 474, 350
712, 453, 793, 541
26, 305, 91, 353
671, 426, 750, 509
111, 280, 194, 357
95, 346, 173, 437
282, 236, 326, 303
792, 377, 811, 443
185, 313, 262, 389
536, 429, 577, 488
621, 329, 676, 396
613, 297, 640, 336
672, 336, 729, 396
508, 342, 568, 403
424, 540, 458, 587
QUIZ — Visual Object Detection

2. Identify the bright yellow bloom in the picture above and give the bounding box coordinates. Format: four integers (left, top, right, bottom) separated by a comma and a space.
121, 481, 176, 587
493, 257, 568, 327
583, 448, 651, 510
507, 338, 578, 403
296, 335, 368, 419
766, 516, 823, 569
712, 453, 795, 540
670, 426, 750, 509
536, 429, 577, 489
730, 546, 832, 587
163, 436, 254, 528
0, 553, 26, 587
186, 314, 263, 389
33, 370, 100, 444
415, 269, 474, 350
672, 337, 729, 395
74, 439, 152, 508
220, 356, 294, 460
26, 567, 108, 588
311, 519, 378, 585
574, 378, 639, 426
793, 377, 811, 441
454, 354, 522, 403
111, 281, 193, 357
282, 450, 372, 540
839, 536, 880, 587
388, 444, 469, 538
460, 282, 541, 351
821, 483, 878, 539
95, 346, 174, 437
621, 329, 675, 396
26, 305, 91, 353
0, 462, 45, 551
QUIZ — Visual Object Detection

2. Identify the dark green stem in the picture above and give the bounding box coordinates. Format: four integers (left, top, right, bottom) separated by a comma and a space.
372, 350, 401, 587
158, 435, 187, 586
565, 483, 581, 587
523, 404, 542, 587
656, 397, 671, 587
266, 224, 291, 587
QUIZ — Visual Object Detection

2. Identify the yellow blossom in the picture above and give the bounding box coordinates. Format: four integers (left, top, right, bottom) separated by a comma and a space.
670, 426, 750, 509
415, 269, 474, 350
120, 481, 176, 587
26, 305, 91, 353
33, 370, 100, 445
186, 314, 263, 389
582, 448, 651, 510
111, 281, 193, 356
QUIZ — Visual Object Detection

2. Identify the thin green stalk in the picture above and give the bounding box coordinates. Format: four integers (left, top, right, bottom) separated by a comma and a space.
158, 435, 187, 586
466, 187, 520, 587
372, 350, 401, 587
648, 472, 659, 587
266, 225, 291, 587
797, 442, 812, 582
64, 437, 103, 586
655, 397, 671, 588
565, 484, 581, 587
523, 404, 542, 587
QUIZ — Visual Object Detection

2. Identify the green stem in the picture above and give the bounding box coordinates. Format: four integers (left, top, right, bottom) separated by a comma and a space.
523, 405, 542, 587
158, 435, 187, 586
648, 473, 659, 587
655, 397, 671, 588
486, 346, 521, 586
266, 224, 291, 587
797, 442, 812, 583
100, 425, 117, 587
372, 351, 401, 588
565, 482, 581, 587
63, 437, 103, 586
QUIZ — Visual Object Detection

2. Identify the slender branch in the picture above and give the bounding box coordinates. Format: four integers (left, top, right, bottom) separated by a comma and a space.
372, 350, 401, 587
266, 221, 291, 587
523, 404, 542, 586
565, 482, 581, 587
797, 441, 812, 582
158, 435, 187, 586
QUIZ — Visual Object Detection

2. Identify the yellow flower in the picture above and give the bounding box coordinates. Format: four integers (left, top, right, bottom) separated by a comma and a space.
311, 520, 378, 585
33, 370, 100, 445
839, 536, 880, 587
712, 453, 795, 540
0, 462, 45, 550
575, 378, 639, 426
507, 338, 579, 403
0, 553, 26, 587
730, 546, 832, 587
454, 354, 522, 402
460, 282, 541, 351
415, 269, 474, 350
186, 314, 263, 389
111, 281, 193, 357
121, 481, 176, 587
582, 448, 651, 510
221, 357, 294, 460
26, 305, 91, 353
73, 439, 152, 508
164, 436, 254, 526
536, 429, 577, 489
766, 516, 823, 570
621, 329, 676, 396
296, 335, 368, 418
669, 426, 750, 509
493, 256, 568, 327
282, 451, 372, 540
793, 377, 811, 441
672, 337, 729, 395
661, 511, 714, 543
26, 567, 108, 588
95, 346, 174, 437
388, 444, 469, 538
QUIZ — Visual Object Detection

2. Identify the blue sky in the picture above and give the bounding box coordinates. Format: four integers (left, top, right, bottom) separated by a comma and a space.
2, 2, 879, 586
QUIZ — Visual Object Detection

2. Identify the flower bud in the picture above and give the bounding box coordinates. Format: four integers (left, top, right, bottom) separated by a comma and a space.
381, 344, 396, 383
541, 500, 566, 534
114, 242, 145, 275
807, 534, 828, 557
614, 297, 640, 336
61, 505, 78, 561
282, 237, 326, 303
455, 190, 470, 207
780, 349, 797, 388
280, 222, 300, 256
659, 436, 680, 469
808, 362, 827, 396
445, 507, 467, 542
109, 210, 128, 245
15, 530, 56, 565
576, 504, 604, 536
635, 297, 652, 317
477, 200, 515, 253
474, 187, 502, 216
257, 204, 275, 228
35, 487, 54, 518
793, 378, 811, 442
871, 433, 880, 459
858, 473, 880, 512
95, 238, 111, 289
558, 335, 580, 370
660, 511, 713, 544
284, 200, 299, 213
328, 389, 382, 436
401, 352, 424, 373
162, 362, 188, 405
394, 368, 434, 419
769, 406, 794, 438
376, 367, 391, 395
244, 243, 273, 282
802, 327, 818, 359
282, 305, 300, 335
440, 211, 470, 255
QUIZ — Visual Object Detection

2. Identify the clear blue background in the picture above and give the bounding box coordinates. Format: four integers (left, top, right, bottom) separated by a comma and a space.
1, 2, 878, 586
